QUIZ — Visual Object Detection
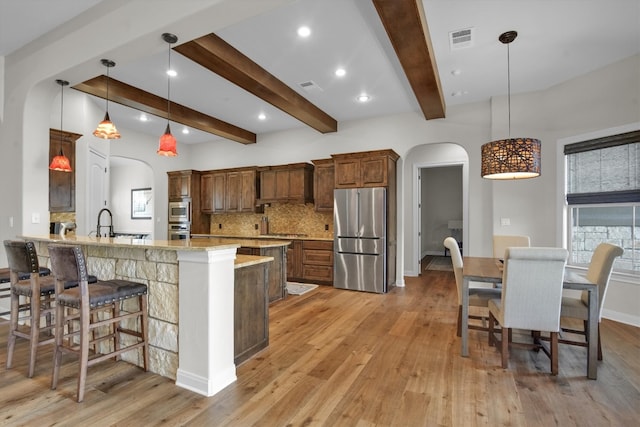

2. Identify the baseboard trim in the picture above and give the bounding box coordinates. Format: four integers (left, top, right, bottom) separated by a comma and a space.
602, 308, 640, 328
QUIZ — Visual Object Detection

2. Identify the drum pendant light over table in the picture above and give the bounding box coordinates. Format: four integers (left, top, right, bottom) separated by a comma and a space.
481, 31, 541, 180
93, 59, 121, 139
157, 32, 178, 157
49, 79, 72, 173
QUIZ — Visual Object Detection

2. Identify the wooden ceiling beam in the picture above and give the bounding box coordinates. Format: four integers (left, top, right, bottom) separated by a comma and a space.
73, 75, 256, 145
175, 33, 338, 134
372, 0, 446, 119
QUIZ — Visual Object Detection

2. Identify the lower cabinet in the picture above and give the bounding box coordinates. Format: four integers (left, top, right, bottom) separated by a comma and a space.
287, 239, 333, 285
234, 260, 269, 365
237, 245, 288, 303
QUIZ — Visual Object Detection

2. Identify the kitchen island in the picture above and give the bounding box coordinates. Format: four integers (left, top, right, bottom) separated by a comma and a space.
22, 234, 289, 397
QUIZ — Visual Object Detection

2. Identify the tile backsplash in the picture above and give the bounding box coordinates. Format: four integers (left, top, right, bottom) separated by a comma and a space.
208, 203, 333, 238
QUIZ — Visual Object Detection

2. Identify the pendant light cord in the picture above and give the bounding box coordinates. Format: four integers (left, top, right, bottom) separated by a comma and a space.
507, 41, 511, 138
167, 42, 172, 122
59, 82, 64, 150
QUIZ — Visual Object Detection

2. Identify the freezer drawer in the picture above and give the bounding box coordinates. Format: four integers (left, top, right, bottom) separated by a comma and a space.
334, 252, 386, 293
335, 237, 383, 255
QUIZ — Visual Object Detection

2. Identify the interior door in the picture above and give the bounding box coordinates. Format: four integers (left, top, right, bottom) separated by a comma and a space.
88, 149, 108, 236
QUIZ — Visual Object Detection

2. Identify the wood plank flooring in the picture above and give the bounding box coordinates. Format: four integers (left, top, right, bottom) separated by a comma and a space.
1, 267, 639, 426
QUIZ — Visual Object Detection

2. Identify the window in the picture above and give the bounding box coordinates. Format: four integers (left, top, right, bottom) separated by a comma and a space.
565, 130, 639, 273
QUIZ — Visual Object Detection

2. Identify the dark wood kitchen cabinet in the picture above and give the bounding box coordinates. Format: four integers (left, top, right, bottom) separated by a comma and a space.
312, 158, 335, 212
287, 239, 333, 285
49, 129, 81, 213
201, 167, 260, 214
200, 171, 226, 213
257, 163, 314, 204
168, 170, 194, 200
333, 149, 399, 189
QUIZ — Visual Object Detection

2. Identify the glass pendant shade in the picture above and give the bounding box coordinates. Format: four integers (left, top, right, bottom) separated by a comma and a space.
49, 79, 72, 173
481, 31, 541, 180
157, 123, 178, 156
49, 149, 73, 172
93, 111, 121, 139
481, 138, 541, 179
93, 59, 120, 139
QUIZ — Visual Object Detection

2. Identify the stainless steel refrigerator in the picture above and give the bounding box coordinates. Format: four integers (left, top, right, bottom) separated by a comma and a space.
334, 187, 388, 293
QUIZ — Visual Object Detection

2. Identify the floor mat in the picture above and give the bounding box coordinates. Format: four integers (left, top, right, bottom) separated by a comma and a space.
425, 256, 453, 271
286, 282, 319, 295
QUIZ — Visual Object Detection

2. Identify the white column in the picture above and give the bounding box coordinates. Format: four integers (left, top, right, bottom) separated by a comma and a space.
175, 247, 237, 396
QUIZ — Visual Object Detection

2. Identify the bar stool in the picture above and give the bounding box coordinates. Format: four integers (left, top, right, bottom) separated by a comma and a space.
1, 265, 51, 323
4, 240, 60, 378
48, 244, 149, 402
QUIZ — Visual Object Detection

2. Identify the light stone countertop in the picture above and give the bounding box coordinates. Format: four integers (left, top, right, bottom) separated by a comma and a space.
22, 234, 288, 251
234, 254, 274, 269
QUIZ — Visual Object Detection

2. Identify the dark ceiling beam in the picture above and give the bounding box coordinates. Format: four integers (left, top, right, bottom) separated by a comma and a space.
73, 75, 257, 145
372, 0, 446, 119
175, 33, 338, 134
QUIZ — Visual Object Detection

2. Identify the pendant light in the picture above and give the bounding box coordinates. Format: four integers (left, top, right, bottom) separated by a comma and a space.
49, 79, 73, 173
157, 32, 178, 157
93, 59, 121, 139
481, 31, 541, 180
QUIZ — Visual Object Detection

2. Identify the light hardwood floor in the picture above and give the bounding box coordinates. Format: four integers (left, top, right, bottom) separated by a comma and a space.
1, 267, 639, 426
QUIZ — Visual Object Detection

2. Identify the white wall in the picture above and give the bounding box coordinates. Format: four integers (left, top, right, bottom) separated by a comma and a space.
110, 158, 154, 236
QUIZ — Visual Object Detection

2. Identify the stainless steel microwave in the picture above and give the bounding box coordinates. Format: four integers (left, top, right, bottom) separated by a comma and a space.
168, 200, 190, 223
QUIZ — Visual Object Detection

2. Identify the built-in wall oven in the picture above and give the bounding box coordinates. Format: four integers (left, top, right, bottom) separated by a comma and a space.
168, 222, 191, 240
168, 200, 191, 223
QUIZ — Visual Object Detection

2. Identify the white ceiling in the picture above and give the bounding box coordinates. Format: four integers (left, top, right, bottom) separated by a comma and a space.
1, 0, 639, 145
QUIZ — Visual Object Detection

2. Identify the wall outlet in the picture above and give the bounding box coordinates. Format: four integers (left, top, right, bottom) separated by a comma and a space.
218, 223, 222, 229
255, 224, 259, 230
31, 212, 40, 224
500, 217, 511, 226
325, 224, 329, 231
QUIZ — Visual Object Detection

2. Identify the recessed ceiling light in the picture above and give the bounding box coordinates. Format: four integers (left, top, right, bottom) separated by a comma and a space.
182, 128, 189, 134
139, 113, 148, 122
335, 68, 346, 77
357, 94, 370, 103
167, 69, 177, 77
451, 69, 462, 76
297, 26, 311, 37
258, 113, 266, 120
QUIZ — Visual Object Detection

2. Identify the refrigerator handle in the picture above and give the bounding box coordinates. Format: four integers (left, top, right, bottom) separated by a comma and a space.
356, 189, 361, 237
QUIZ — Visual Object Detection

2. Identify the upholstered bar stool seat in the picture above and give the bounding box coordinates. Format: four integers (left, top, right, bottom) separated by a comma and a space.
48, 244, 149, 403
1, 266, 51, 321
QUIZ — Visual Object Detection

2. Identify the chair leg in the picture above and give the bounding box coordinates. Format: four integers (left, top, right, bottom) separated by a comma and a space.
550, 331, 558, 375
597, 324, 603, 361
27, 294, 41, 378
51, 304, 65, 390
6, 292, 19, 369
77, 305, 91, 403
488, 312, 495, 346
501, 327, 509, 368
141, 295, 149, 371
456, 305, 462, 337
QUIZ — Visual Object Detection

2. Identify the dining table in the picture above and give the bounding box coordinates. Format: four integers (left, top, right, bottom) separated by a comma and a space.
461, 256, 600, 379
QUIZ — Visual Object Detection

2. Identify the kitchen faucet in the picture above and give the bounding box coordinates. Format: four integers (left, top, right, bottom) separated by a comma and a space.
96, 208, 115, 237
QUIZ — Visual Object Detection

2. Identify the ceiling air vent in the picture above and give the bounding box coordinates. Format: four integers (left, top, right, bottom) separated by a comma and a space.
299, 80, 323, 93
449, 27, 474, 50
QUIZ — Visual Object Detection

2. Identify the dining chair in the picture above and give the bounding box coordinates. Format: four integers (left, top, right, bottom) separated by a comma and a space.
48, 244, 149, 402
558, 242, 623, 360
488, 247, 568, 375
443, 237, 501, 336
492, 235, 530, 259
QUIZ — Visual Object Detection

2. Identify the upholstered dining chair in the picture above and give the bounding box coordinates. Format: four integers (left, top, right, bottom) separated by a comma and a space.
559, 242, 623, 360
492, 235, 531, 260
444, 237, 501, 336
48, 244, 149, 402
488, 247, 568, 375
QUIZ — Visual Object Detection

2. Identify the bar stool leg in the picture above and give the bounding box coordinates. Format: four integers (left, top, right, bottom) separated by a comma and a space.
77, 304, 91, 403
51, 302, 64, 390
141, 295, 149, 370
6, 291, 19, 369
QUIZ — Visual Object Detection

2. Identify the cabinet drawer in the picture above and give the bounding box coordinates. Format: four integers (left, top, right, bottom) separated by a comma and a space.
302, 240, 333, 251
303, 249, 333, 266
302, 265, 333, 282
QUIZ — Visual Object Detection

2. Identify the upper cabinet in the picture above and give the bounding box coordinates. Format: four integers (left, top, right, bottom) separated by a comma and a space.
257, 163, 314, 204
311, 158, 335, 212
201, 167, 261, 214
333, 149, 399, 189
168, 170, 194, 200
49, 129, 81, 213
